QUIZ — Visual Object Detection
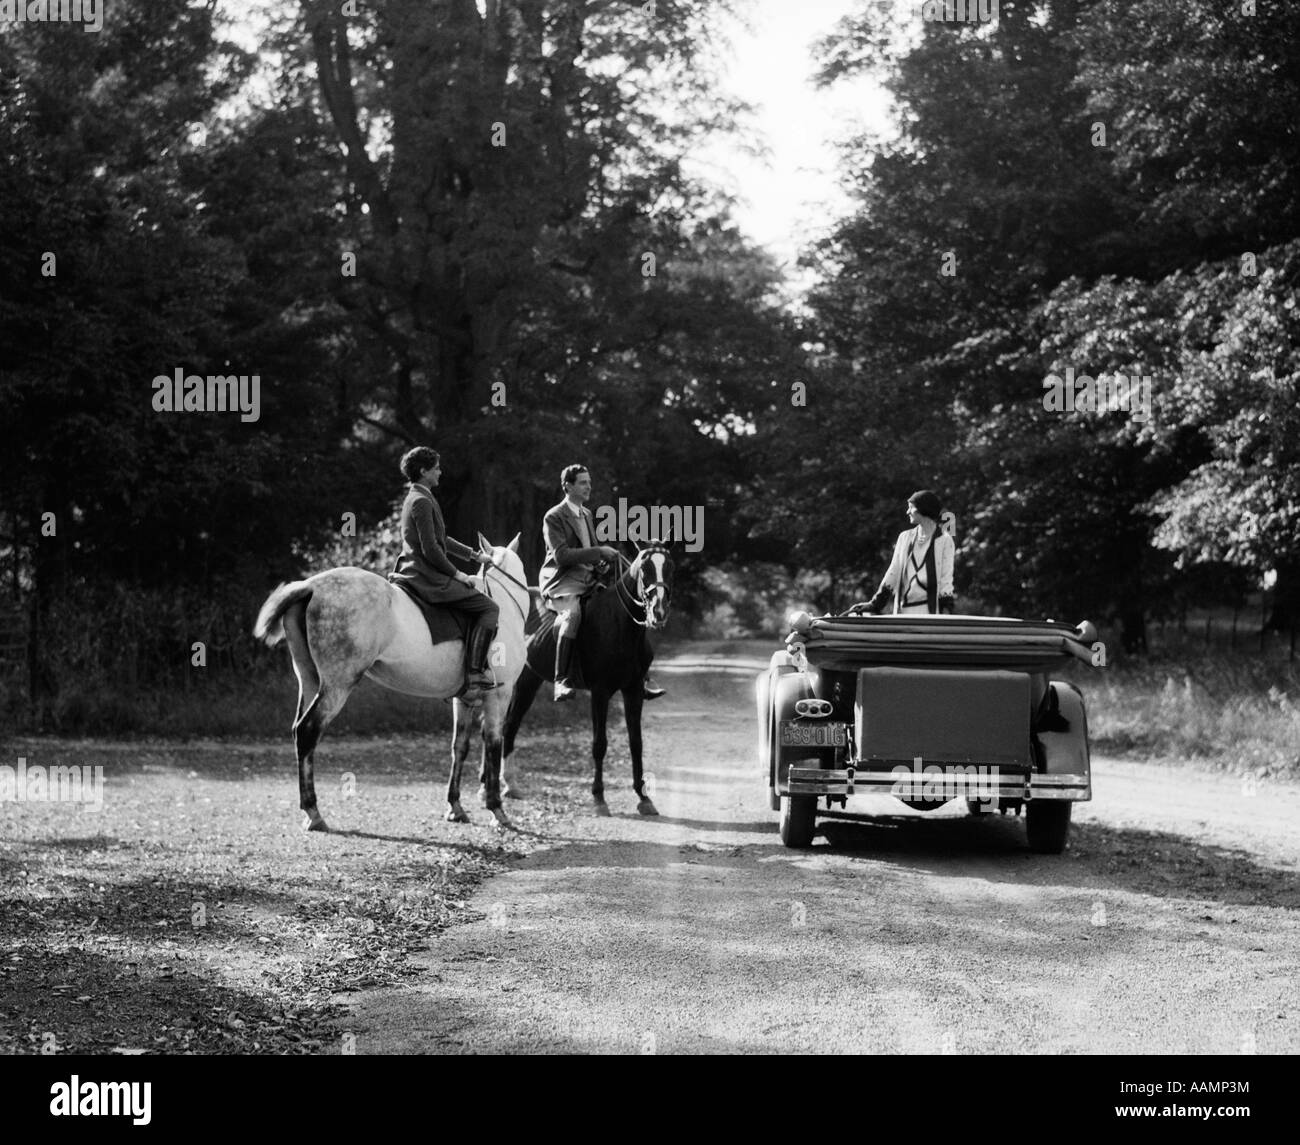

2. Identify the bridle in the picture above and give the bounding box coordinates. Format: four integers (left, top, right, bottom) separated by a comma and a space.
477, 552, 532, 625
612, 547, 671, 629
473, 545, 669, 628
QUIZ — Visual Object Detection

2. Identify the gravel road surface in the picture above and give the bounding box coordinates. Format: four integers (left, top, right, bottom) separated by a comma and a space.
340, 659, 1300, 1054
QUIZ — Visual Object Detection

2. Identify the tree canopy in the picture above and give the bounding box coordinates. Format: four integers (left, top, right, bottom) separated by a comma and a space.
3, 0, 1298, 719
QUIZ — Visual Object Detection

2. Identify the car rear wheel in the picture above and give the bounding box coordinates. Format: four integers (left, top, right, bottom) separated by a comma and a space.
1025, 801, 1071, 853
779, 794, 816, 848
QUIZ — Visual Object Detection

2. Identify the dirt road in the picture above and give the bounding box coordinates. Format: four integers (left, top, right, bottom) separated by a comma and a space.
341, 661, 1300, 1055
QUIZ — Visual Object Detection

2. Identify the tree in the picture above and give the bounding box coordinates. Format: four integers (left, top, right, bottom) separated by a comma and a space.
770, 0, 1152, 614
0, 2, 368, 711
756, 0, 1300, 648
295, 0, 787, 570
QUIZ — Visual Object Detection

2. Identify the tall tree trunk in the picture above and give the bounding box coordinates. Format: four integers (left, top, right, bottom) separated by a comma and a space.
27, 517, 57, 727
1117, 516, 1149, 655
1119, 606, 1148, 655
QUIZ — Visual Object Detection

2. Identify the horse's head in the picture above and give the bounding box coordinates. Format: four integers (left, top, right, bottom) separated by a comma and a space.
628, 542, 674, 630
478, 530, 524, 575
477, 531, 532, 620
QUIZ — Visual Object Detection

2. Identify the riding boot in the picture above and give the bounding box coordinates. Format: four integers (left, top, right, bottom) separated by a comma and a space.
553, 635, 577, 702
461, 625, 498, 700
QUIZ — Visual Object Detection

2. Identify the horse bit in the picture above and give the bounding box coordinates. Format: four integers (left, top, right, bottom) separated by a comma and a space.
612, 549, 668, 627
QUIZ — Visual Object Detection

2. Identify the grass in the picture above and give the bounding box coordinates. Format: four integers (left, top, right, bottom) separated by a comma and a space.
1067, 651, 1300, 777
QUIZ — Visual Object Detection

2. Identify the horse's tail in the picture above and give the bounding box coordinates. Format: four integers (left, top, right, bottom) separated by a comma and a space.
254, 581, 314, 646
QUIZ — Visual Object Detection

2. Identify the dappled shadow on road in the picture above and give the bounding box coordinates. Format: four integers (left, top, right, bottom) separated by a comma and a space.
327, 826, 516, 854
639, 814, 774, 835
819, 810, 1027, 856
0, 737, 468, 784
0, 943, 341, 1054
809, 814, 1298, 911
348, 820, 1300, 1054
483, 810, 1299, 914
14, 835, 134, 853
0, 765, 537, 1054
1, 868, 302, 943
510, 839, 765, 874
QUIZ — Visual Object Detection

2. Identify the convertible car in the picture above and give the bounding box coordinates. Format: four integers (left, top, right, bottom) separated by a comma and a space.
756, 611, 1104, 852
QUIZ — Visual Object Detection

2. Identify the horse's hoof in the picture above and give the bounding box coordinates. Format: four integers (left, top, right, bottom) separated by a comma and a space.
480, 784, 513, 807
445, 805, 470, 824
303, 816, 329, 833
593, 800, 611, 817
491, 809, 514, 831
502, 785, 523, 800
637, 798, 659, 817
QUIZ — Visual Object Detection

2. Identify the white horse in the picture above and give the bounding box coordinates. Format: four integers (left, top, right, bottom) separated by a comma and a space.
253, 534, 530, 831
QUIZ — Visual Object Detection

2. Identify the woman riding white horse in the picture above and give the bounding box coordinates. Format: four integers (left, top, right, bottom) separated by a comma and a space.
254, 476, 530, 831
388, 446, 500, 699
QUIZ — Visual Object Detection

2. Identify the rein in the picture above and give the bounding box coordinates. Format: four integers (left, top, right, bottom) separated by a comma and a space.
481, 558, 533, 597
478, 557, 531, 625
611, 551, 664, 628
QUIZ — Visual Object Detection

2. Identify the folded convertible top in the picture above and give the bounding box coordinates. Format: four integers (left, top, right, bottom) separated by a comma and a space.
786, 613, 1098, 671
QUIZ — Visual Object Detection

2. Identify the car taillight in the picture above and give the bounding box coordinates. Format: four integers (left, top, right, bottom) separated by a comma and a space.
794, 698, 833, 718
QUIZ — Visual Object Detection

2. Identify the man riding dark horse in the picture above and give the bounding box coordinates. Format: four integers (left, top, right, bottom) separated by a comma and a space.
539, 463, 665, 703
505, 536, 673, 815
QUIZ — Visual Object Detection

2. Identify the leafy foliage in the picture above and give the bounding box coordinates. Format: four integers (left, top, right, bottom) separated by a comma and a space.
766, 0, 1300, 644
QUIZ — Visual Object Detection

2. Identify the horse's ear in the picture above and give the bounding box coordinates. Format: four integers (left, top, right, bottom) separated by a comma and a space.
508, 532, 520, 553
477, 530, 490, 552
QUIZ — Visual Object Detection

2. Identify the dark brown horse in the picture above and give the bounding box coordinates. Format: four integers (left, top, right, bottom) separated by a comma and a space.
502, 545, 673, 816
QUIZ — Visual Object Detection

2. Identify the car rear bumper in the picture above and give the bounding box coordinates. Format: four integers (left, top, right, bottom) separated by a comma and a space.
786, 765, 1090, 802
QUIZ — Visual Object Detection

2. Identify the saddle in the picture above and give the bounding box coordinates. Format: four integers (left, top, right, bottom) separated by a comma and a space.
526, 585, 607, 690
391, 583, 473, 648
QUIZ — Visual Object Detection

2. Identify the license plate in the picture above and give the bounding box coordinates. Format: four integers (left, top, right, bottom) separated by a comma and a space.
780, 721, 846, 748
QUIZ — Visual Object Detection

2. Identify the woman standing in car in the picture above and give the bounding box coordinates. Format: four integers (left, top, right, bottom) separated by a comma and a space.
862, 489, 956, 615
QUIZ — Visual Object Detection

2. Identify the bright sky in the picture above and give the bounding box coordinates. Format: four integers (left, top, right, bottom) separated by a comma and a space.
691, 0, 894, 274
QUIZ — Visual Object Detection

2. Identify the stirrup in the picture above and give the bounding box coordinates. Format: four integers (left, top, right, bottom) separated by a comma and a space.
457, 671, 498, 700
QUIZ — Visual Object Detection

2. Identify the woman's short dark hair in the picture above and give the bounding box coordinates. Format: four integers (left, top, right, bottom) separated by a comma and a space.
401, 447, 440, 484
908, 489, 943, 521
560, 463, 588, 491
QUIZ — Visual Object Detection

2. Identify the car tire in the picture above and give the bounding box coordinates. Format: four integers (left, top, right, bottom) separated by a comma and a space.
779, 794, 816, 848
1025, 801, 1071, 853
766, 685, 781, 811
